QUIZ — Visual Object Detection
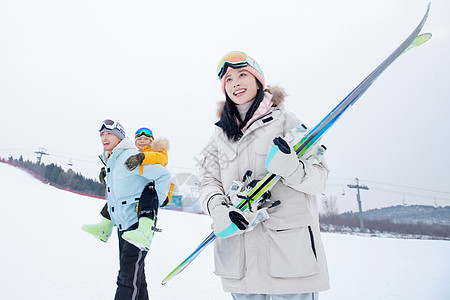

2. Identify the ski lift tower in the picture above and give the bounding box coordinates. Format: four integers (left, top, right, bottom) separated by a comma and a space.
347, 178, 369, 232
35, 147, 49, 164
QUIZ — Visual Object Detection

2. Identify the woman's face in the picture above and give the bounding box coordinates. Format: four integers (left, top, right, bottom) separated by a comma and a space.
224, 68, 259, 105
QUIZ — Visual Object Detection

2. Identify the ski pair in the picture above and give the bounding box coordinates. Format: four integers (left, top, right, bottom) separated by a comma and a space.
161, 3, 432, 285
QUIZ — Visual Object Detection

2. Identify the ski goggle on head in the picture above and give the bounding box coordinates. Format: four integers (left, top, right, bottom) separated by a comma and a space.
217, 51, 265, 79
99, 119, 125, 136
135, 127, 153, 139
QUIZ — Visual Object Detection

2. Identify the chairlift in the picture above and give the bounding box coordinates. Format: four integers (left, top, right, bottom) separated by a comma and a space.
68, 159, 73, 167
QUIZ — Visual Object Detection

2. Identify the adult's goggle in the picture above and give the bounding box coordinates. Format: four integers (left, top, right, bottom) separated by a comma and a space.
99, 119, 125, 136
135, 127, 153, 139
216, 51, 265, 79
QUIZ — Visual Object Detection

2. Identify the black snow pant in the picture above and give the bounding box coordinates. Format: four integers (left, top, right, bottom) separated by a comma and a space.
113, 184, 159, 300
115, 223, 149, 300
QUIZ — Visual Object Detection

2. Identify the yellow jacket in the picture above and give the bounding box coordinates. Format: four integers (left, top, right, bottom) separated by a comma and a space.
142, 140, 168, 165
138, 137, 169, 172
138, 137, 174, 204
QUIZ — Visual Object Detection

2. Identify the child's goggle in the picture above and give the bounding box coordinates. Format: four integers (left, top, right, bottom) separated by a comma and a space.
99, 119, 125, 135
135, 127, 153, 139
217, 51, 264, 79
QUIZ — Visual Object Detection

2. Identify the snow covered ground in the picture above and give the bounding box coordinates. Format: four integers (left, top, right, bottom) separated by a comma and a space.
1, 162, 449, 300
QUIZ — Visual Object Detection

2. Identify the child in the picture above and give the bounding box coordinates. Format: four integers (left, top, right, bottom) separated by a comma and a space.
199, 51, 330, 299
83, 119, 171, 299
126, 127, 174, 206
82, 127, 171, 249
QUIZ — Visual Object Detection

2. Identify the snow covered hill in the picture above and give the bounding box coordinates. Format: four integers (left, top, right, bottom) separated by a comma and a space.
356, 205, 450, 225
1, 162, 449, 300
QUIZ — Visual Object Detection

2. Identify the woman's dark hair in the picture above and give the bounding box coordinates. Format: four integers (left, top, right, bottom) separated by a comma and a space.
218, 80, 265, 141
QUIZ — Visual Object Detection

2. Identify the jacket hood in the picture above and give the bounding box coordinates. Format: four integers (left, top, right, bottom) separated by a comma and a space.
216, 85, 287, 118
150, 137, 170, 151
115, 137, 136, 150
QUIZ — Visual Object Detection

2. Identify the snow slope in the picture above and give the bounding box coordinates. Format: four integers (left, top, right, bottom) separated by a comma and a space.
0, 163, 449, 300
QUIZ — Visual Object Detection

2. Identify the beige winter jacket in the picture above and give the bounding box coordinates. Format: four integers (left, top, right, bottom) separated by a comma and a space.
199, 87, 330, 294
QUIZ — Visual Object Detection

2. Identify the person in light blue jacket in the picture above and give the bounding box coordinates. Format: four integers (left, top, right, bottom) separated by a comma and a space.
84, 119, 171, 300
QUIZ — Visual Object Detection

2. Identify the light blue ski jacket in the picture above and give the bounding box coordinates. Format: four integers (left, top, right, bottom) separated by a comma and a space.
100, 137, 171, 231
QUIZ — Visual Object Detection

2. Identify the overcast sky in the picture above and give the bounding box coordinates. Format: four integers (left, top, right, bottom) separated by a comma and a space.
1, 0, 449, 212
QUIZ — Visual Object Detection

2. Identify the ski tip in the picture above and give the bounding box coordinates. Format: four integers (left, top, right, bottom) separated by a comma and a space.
417, 33, 432, 44
402, 32, 432, 55
425, 2, 431, 15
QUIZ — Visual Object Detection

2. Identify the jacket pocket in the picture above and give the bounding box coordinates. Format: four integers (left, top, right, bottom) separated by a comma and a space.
268, 226, 319, 278
115, 199, 139, 230
213, 235, 245, 279
253, 129, 280, 179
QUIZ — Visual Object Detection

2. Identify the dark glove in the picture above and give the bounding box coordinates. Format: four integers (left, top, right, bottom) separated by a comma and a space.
125, 152, 145, 171
99, 167, 106, 185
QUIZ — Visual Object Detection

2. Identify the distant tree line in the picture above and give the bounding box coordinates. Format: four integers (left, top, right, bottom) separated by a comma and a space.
320, 212, 450, 239
4, 156, 105, 197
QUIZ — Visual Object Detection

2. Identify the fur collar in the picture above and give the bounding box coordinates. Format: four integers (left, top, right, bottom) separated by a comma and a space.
150, 137, 169, 151
216, 85, 287, 118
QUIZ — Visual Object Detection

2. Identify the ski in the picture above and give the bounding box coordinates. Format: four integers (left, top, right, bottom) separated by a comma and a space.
161, 4, 431, 285
239, 13, 432, 211
161, 232, 215, 285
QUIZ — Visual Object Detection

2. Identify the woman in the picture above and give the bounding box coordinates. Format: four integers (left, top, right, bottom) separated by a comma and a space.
199, 51, 330, 299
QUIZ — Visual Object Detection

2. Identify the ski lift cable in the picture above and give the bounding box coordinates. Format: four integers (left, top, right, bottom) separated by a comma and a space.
47, 153, 98, 165
368, 186, 450, 202
362, 179, 450, 195
327, 178, 450, 195
326, 182, 450, 201
0, 148, 99, 164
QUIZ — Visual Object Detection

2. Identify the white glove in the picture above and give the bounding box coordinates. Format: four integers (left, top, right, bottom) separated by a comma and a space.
265, 137, 304, 178
207, 194, 249, 238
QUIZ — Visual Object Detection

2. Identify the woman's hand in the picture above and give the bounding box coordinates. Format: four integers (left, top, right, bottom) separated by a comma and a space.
207, 194, 249, 238
265, 137, 304, 178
